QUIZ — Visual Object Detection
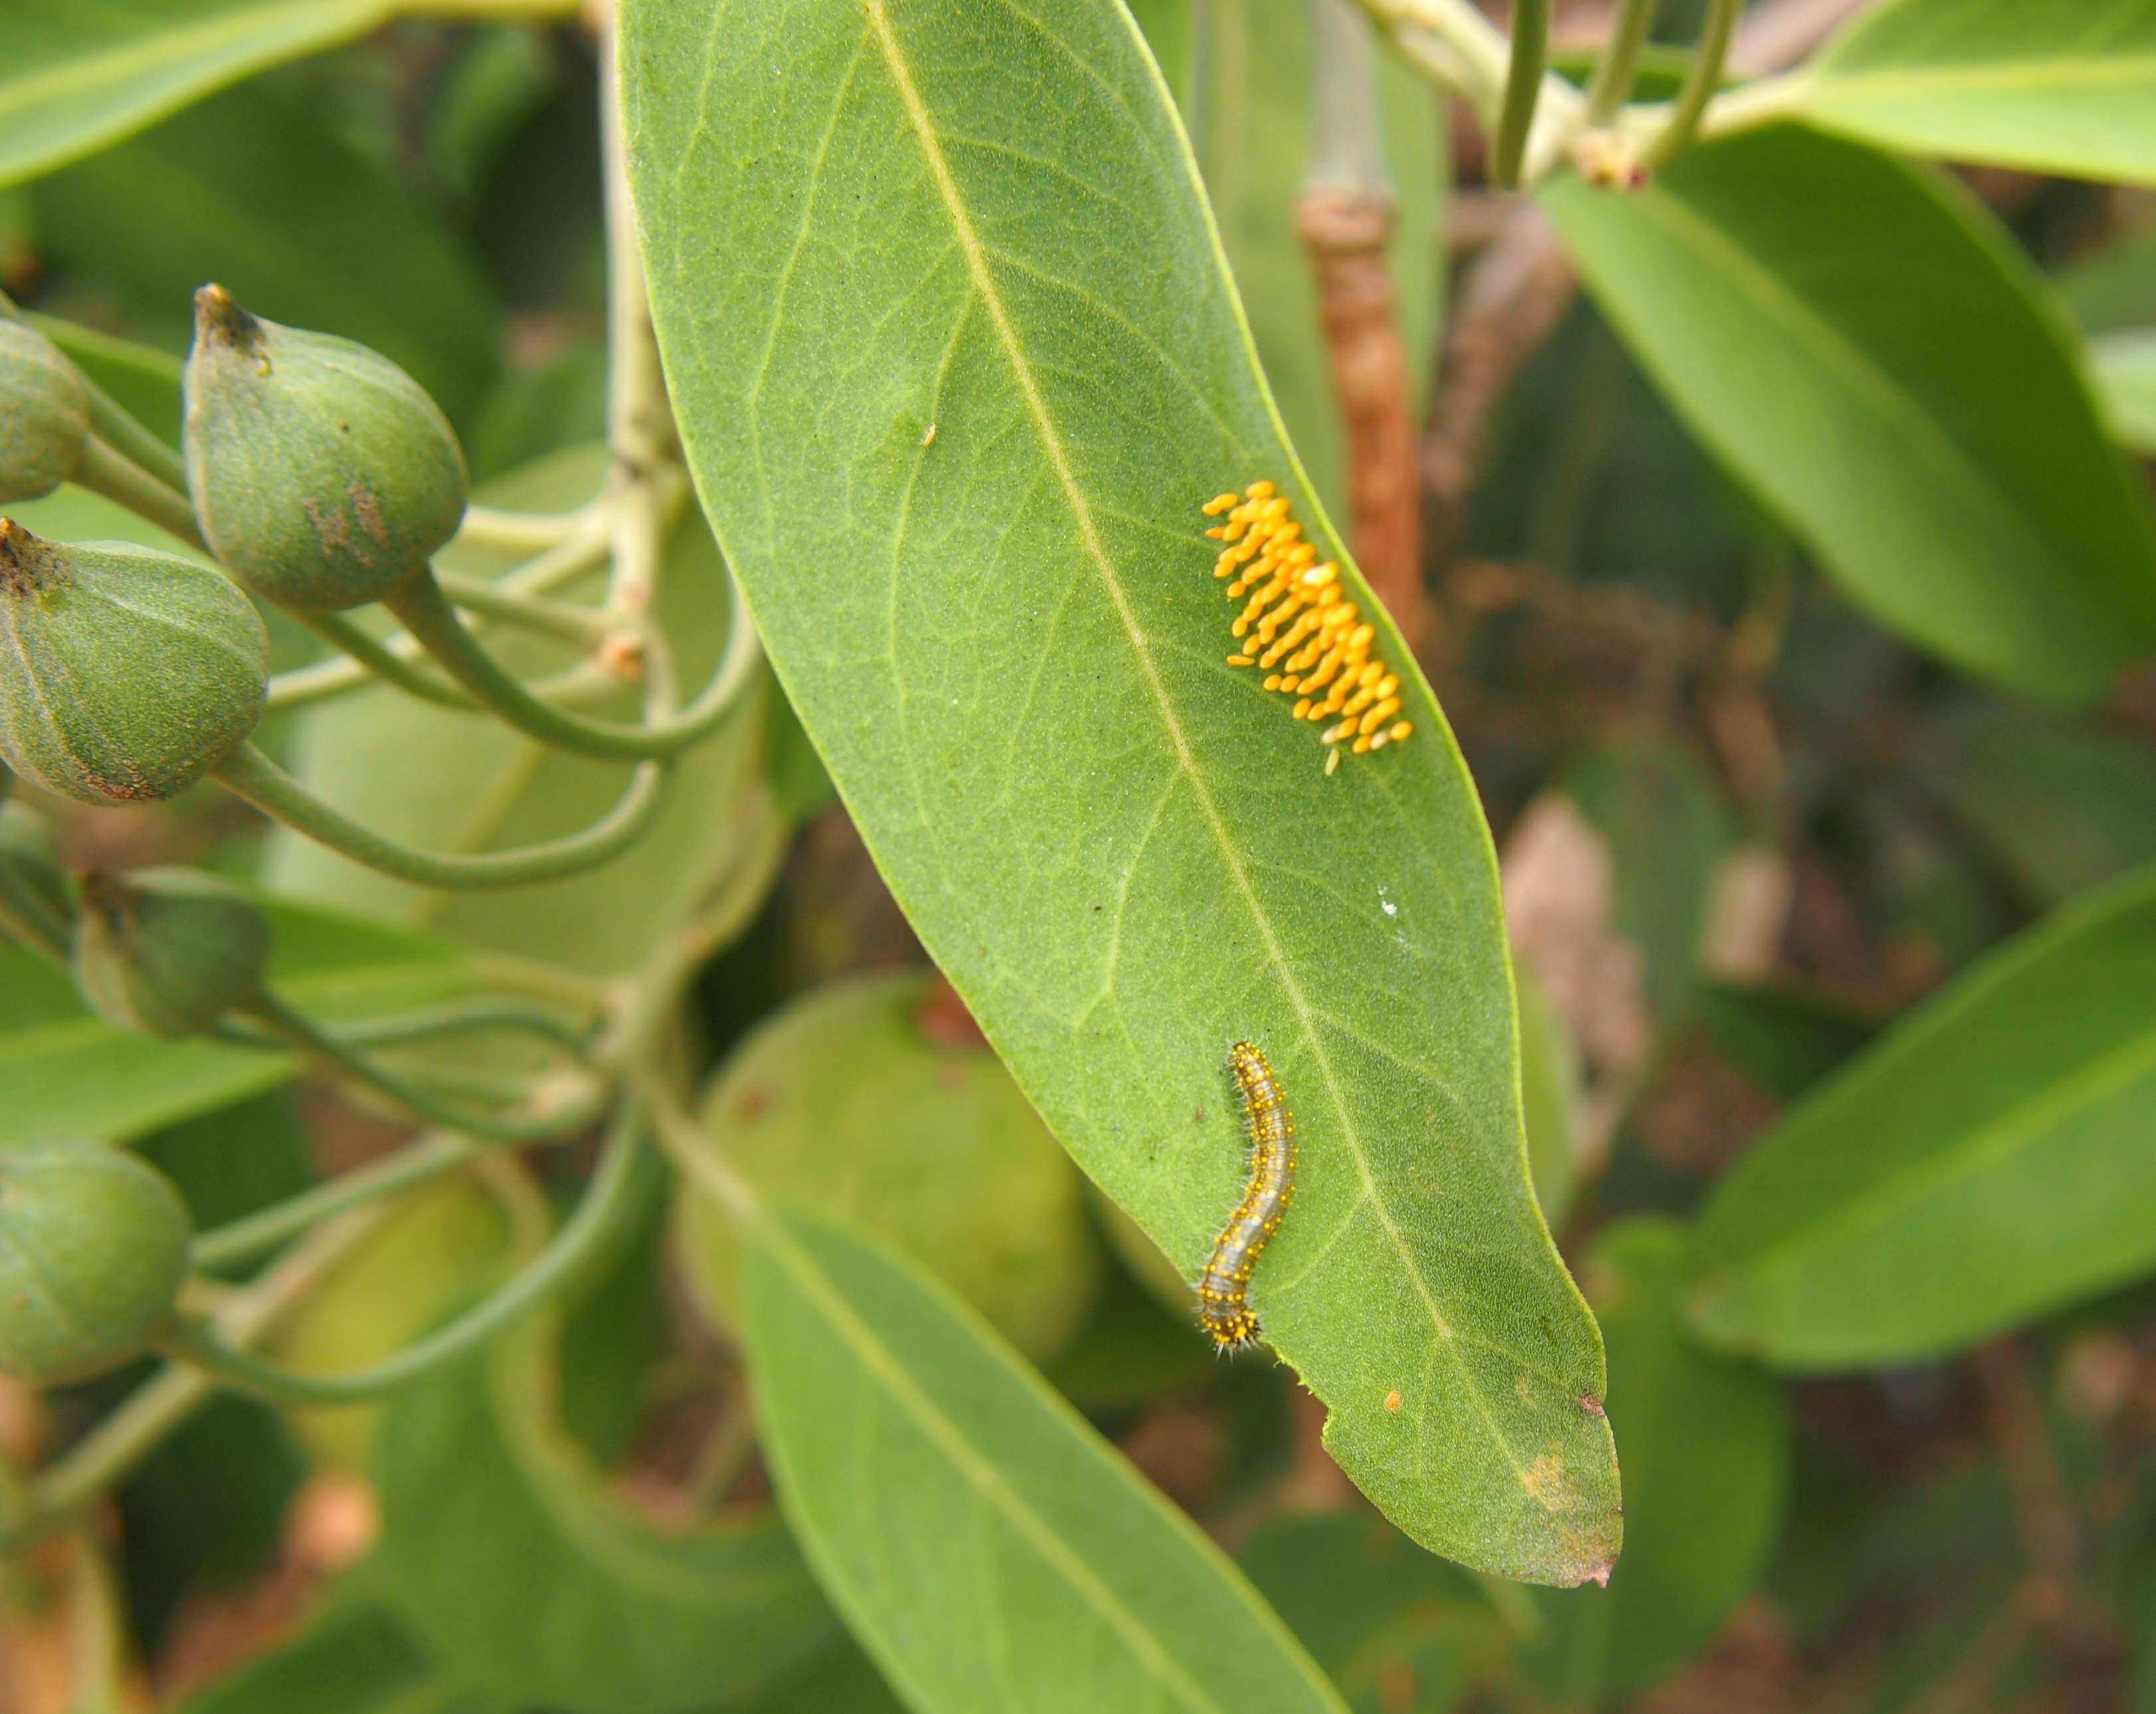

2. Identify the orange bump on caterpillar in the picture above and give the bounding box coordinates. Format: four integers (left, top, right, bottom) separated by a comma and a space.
1202, 484, 1413, 774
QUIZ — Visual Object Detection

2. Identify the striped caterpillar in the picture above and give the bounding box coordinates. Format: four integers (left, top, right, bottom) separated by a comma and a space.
1203, 482, 1413, 774
1197, 1041, 1297, 1351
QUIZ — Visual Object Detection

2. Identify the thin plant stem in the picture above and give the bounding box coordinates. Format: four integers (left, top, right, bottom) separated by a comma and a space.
193, 1134, 482, 1272
1644, 0, 1738, 166
1584, 0, 1658, 124
70, 436, 203, 545
214, 740, 670, 890
294, 611, 475, 708
239, 989, 610, 1144
455, 502, 596, 553
211, 995, 595, 1056
1490, 0, 1551, 189
160, 1104, 656, 1404
435, 569, 609, 642
82, 389, 187, 497
383, 567, 761, 763
8, 1209, 386, 1542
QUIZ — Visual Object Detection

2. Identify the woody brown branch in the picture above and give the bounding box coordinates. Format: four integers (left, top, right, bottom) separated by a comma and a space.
1294, 189, 1428, 652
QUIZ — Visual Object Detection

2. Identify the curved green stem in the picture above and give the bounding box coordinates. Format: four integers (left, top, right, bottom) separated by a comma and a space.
82, 389, 187, 497
455, 502, 597, 554
1644, 0, 1737, 167
213, 995, 595, 1057
214, 740, 669, 890
239, 990, 609, 1144
163, 1108, 655, 1404
383, 566, 761, 763
193, 1133, 486, 1271
435, 569, 609, 642
1490, 0, 1550, 188
1584, 0, 1657, 124
71, 436, 203, 546
294, 611, 474, 708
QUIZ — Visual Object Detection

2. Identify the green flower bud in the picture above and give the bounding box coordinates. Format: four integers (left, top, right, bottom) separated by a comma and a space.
184, 285, 468, 611
0, 1139, 192, 1383
0, 802, 72, 927
0, 320, 90, 504
74, 867, 271, 1039
0, 521, 270, 805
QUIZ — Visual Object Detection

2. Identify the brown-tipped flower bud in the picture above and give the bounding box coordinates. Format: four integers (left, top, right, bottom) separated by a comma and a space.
0, 522, 270, 805
74, 867, 272, 1039
0, 319, 90, 504
0, 1140, 192, 1382
184, 286, 468, 611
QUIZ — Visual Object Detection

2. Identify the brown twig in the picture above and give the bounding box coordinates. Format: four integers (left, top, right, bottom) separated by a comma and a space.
1296, 191, 1428, 646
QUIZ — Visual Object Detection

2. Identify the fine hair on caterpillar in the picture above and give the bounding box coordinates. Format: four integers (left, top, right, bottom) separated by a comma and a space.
1195, 1040, 1298, 1351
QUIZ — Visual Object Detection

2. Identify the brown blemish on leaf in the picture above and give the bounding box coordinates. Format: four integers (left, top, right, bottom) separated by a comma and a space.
1383, 1388, 1403, 1414
1579, 1391, 1606, 1418
734, 1084, 773, 1123
348, 480, 388, 543
302, 496, 359, 565
1523, 1451, 1577, 1513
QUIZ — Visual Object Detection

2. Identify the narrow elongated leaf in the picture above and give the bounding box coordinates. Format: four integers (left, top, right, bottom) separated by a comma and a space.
739, 1201, 1351, 1714
1694, 864, 2156, 1368
0, 898, 490, 1147
626, 0, 1617, 1584
1525, 1220, 1786, 1705
1544, 126, 2156, 703
373, 1318, 840, 1714
31, 82, 499, 415
1787, 0, 2156, 187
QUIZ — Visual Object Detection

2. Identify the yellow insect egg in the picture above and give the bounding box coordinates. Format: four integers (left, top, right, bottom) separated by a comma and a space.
1202, 483, 1414, 773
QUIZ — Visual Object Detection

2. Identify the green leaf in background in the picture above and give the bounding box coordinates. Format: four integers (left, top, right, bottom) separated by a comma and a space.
1781, 0, 2156, 188
1238, 1511, 1513, 1713
626, 0, 1618, 1584
266, 446, 771, 977
1904, 697, 2156, 907
29, 312, 183, 443
1133, 0, 1442, 524
2092, 330, 2156, 457
1695, 862, 2156, 1368
1561, 738, 1734, 1023
675, 972, 1104, 1363
373, 1317, 840, 1714
1523, 1219, 1787, 1706
0, 897, 490, 1147
1688, 980, 1878, 1104
737, 1200, 1352, 1714
1516, 965, 1581, 1228
173, 1594, 508, 1714
1544, 125, 2156, 704
30, 81, 499, 416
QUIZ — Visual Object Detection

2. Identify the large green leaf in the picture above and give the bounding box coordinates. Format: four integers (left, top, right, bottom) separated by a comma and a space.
0, 897, 490, 1147
1543, 125, 2156, 704
1133, 0, 1442, 524
30, 81, 499, 415
1694, 863, 2156, 1369
1523, 1220, 1786, 1706
265, 446, 770, 977
1784, 0, 2156, 187
676, 972, 1104, 1362
738, 1200, 1351, 1714
373, 1317, 840, 1714
625, 0, 1617, 1585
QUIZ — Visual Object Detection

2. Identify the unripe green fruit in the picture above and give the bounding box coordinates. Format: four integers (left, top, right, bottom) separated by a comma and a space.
184, 285, 468, 611
0, 1140, 192, 1383
0, 320, 90, 504
0, 522, 270, 805
74, 867, 271, 1039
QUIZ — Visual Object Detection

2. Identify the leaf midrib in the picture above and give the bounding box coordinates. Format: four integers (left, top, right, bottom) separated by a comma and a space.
857, 0, 1550, 1513
1716, 1021, 2156, 1293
